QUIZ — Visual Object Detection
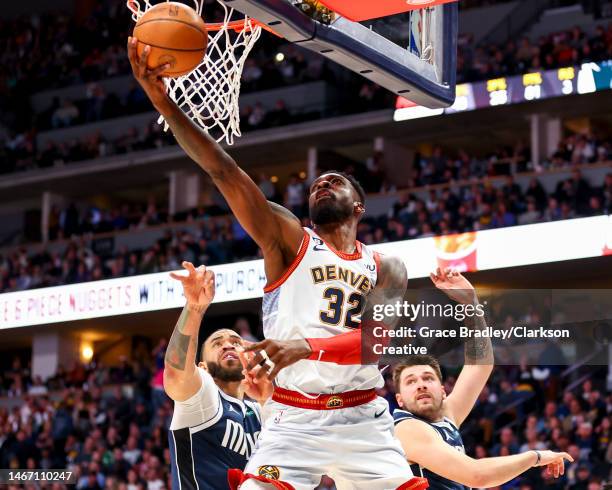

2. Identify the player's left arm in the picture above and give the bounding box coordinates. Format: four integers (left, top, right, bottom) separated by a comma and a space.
431, 267, 493, 427
163, 262, 215, 402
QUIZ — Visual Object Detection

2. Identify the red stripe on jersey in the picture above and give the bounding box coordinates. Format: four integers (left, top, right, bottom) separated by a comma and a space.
314, 230, 363, 260
263, 229, 310, 293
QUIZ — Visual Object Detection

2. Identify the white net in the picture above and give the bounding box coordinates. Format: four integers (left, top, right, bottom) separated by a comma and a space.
127, 0, 263, 145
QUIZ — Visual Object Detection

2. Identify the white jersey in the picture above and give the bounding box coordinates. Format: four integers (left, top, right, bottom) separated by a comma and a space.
262, 227, 383, 394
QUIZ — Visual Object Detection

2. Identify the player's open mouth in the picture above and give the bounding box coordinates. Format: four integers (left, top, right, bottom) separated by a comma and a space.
417, 393, 432, 401
222, 352, 239, 361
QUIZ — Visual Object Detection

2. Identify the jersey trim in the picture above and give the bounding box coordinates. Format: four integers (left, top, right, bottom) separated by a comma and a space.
263, 229, 310, 293
315, 230, 363, 260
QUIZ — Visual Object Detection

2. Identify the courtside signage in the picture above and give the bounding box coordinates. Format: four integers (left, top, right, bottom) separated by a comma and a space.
0, 215, 610, 329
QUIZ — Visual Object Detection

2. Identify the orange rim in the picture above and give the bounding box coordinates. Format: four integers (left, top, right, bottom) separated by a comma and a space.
204, 18, 282, 37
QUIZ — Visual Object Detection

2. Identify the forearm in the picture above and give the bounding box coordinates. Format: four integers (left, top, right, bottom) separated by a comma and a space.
471, 451, 538, 487
463, 297, 494, 365
307, 329, 362, 364
156, 98, 237, 179
164, 303, 207, 381
306, 321, 390, 365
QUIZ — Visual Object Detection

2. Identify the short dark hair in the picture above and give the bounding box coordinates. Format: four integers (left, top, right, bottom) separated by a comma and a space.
201, 328, 239, 360
321, 170, 366, 205
392, 355, 443, 393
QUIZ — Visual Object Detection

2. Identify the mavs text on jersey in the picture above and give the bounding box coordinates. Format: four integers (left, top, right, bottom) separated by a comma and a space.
169, 367, 261, 490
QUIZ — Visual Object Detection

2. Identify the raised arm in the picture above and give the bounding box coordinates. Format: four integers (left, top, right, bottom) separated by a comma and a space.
430, 267, 494, 427
163, 261, 214, 401
395, 418, 572, 488
127, 37, 304, 284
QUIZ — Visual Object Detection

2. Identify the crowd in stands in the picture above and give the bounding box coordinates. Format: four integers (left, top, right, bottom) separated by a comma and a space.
0, 328, 609, 489
412, 133, 612, 187
457, 23, 612, 83
1, 150, 610, 293
1, 118, 177, 175
2, 0, 612, 176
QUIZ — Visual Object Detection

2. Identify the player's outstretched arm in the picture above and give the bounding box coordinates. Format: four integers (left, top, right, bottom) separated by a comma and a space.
395, 419, 573, 488
431, 267, 493, 426
127, 37, 304, 282
163, 261, 214, 401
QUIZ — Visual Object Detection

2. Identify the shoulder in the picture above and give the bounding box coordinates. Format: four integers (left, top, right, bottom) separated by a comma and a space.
393, 411, 440, 444
377, 254, 407, 289
393, 408, 418, 425
196, 365, 217, 385
268, 201, 301, 225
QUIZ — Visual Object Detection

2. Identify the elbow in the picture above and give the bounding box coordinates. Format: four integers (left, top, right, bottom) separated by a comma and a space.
466, 465, 497, 488
467, 472, 488, 488
163, 364, 183, 387
460, 461, 490, 488
208, 155, 238, 181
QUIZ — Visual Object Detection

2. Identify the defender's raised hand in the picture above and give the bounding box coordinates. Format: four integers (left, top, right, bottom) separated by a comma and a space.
430, 267, 477, 305
127, 36, 171, 110
170, 261, 215, 311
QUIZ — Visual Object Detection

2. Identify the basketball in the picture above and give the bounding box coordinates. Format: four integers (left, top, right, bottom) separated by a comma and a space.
133, 2, 208, 78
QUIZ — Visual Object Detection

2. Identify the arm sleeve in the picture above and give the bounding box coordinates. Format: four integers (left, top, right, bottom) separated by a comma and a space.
306, 329, 362, 365
306, 321, 391, 365
169, 367, 221, 430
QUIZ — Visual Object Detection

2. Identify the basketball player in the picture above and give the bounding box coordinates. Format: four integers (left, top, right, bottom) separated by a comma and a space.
129, 38, 426, 489
164, 261, 272, 490
392, 268, 572, 489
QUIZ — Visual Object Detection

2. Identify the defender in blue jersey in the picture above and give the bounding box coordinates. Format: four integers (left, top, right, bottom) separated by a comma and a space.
392, 268, 572, 490
164, 262, 271, 490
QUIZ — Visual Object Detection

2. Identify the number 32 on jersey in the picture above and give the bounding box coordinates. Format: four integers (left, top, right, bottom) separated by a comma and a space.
320, 288, 365, 329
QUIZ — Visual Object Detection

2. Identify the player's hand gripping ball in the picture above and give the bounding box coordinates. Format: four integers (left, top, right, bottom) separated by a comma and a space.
133, 2, 208, 77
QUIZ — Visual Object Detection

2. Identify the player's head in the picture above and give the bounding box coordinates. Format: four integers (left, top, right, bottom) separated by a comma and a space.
200, 329, 244, 382
393, 355, 446, 422
308, 171, 366, 226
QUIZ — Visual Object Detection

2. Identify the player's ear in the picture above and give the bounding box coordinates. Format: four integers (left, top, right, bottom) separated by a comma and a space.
354, 202, 365, 215
395, 393, 404, 408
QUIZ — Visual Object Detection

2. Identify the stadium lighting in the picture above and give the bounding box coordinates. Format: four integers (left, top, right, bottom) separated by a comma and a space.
81, 344, 94, 361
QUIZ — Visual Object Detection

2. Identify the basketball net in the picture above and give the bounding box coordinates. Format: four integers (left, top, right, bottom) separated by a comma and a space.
127, 0, 263, 145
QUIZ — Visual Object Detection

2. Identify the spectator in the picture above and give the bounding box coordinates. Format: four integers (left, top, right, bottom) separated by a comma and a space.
52, 100, 80, 128
284, 174, 306, 218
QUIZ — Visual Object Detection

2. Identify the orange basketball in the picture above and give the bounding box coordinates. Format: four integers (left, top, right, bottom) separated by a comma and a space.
133, 2, 208, 78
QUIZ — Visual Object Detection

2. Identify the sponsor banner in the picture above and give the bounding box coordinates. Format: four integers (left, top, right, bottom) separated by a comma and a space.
0, 260, 267, 329
0, 216, 610, 329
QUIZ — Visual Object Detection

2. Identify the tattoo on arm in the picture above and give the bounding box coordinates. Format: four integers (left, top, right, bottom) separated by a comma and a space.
464, 310, 493, 363
165, 308, 195, 371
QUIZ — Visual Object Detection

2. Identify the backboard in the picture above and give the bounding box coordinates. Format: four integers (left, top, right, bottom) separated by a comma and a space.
219, 0, 458, 108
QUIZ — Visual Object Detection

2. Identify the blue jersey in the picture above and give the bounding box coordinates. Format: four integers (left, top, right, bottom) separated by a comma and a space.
168, 368, 261, 490
393, 409, 468, 490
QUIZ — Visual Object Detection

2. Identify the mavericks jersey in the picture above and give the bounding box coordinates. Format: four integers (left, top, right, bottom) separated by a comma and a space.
263, 227, 382, 394
169, 367, 261, 490
393, 409, 468, 490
